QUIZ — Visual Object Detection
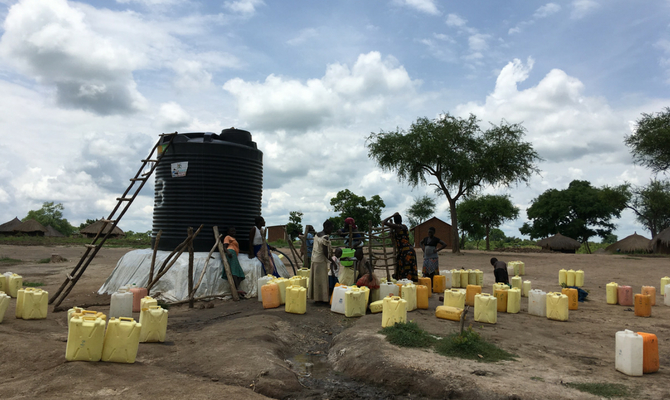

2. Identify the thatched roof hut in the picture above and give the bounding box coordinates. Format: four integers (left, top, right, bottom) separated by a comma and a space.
650, 227, 670, 254
536, 233, 581, 253
605, 232, 651, 254
13, 219, 48, 236
0, 217, 22, 235
45, 225, 65, 237
80, 220, 124, 238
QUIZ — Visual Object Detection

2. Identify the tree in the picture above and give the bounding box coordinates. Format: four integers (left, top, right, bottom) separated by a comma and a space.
23, 202, 75, 236
286, 211, 303, 240
519, 180, 630, 253
368, 113, 540, 253
79, 218, 98, 230
329, 189, 386, 228
625, 107, 670, 173
601, 233, 618, 244
626, 179, 670, 238
456, 195, 519, 250
406, 195, 436, 227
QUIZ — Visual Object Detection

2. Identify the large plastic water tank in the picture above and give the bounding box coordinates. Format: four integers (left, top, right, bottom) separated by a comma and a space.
151, 129, 262, 252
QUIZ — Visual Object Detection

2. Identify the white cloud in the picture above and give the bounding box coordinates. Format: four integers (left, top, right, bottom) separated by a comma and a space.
156, 102, 192, 131
571, 0, 599, 20
534, 3, 561, 18
223, 51, 419, 131
287, 28, 318, 46
468, 34, 491, 52
394, 0, 440, 15
224, 0, 264, 16
445, 13, 466, 27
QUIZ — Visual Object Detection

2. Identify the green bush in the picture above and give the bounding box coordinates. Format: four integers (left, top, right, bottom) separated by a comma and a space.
434, 327, 516, 363
379, 321, 435, 348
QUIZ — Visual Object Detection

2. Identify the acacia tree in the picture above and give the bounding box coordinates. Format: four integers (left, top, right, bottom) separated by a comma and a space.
627, 180, 670, 238
519, 180, 630, 253
625, 107, 670, 173
330, 189, 385, 228
406, 195, 436, 227
23, 201, 74, 236
285, 211, 303, 240
456, 194, 519, 250
367, 114, 540, 253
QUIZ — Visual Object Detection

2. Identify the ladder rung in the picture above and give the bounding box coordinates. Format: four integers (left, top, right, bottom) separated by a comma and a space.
130, 177, 147, 182
142, 159, 158, 163
100, 219, 115, 223
116, 197, 132, 201
142, 171, 152, 176
84, 244, 97, 249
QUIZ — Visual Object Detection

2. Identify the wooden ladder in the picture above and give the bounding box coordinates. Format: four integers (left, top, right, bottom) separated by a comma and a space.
49, 132, 178, 308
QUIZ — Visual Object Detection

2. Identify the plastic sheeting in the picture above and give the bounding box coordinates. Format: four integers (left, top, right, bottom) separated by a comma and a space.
98, 249, 290, 302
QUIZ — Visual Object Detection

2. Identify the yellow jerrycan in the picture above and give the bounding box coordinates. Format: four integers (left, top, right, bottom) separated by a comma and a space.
467, 269, 477, 285
272, 277, 290, 305
473, 270, 484, 286
546, 292, 569, 321
345, 288, 367, 317
17, 288, 49, 319
139, 306, 168, 342
451, 269, 461, 288
575, 270, 584, 287
443, 289, 466, 309
521, 280, 531, 297
8, 274, 23, 297
102, 317, 142, 363
381, 296, 407, 328
0, 291, 10, 323
465, 285, 481, 307
474, 293, 497, 324
285, 285, 307, 314
15, 287, 33, 318
0, 275, 7, 294
507, 288, 521, 314
369, 299, 384, 314
289, 275, 307, 289
66, 316, 106, 362
558, 269, 567, 286
606, 282, 618, 305
140, 296, 158, 310
435, 305, 463, 321
511, 276, 522, 290
566, 269, 576, 287
494, 288, 508, 313
460, 270, 469, 288
70, 310, 107, 327
492, 283, 508, 293
661, 277, 670, 296
400, 284, 417, 312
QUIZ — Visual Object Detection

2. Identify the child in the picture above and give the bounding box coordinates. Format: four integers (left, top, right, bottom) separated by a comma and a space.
328, 248, 343, 295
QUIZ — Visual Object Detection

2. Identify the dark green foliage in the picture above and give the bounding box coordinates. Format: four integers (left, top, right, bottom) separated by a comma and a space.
23, 282, 44, 287
379, 321, 435, 348
78, 218, 98, 230
601, 234, 618, 244
368, 114, 540, 252
23, 202, 75, 236
625, 107, 670, 173
565, 382, 631, 398
330, 189, 385, 228
434, 327, 516, 363
520, 180, 630, 252
457, 195, 519, 250
286, 211, 303, 240
406, 195, 436, 227
627, 179, 670, 238
0, 257, 21, 263
38, 258, 51, 264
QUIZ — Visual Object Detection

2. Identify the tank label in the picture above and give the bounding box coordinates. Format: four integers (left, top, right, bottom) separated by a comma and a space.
171, 162, 188, 177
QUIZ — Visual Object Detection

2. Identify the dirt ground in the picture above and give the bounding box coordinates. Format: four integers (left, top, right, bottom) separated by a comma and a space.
1, 244, 669, 400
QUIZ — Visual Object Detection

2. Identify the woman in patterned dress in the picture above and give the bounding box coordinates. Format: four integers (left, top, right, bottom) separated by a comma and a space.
383, 212, 418, 282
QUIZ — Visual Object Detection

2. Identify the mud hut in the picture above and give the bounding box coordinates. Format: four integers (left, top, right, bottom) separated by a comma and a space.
80, 220, 124, 239
45, 225, 66, 237
605, 232, 651, 254
0, 217, 22, 235
410, 217, 452, 249
13, 219, 48, 236
536, 233, 581, 253
650, 227, 670, 254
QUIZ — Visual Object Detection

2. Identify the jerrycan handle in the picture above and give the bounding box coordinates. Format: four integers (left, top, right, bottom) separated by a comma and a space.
149, 305, 162, 310
119, 317, 135, 322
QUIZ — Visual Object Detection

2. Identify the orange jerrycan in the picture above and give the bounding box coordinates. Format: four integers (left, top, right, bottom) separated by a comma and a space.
418, 277, 431, 291
641, 286, 656, 306
435, 306, 463, 321
465, 285, 481, 307
416, 285, 429, 310
66, 316, 106, 362
636, 332, 659, 374
102, 317, 142, 363
432, 275, 446, 293
129, 286, 148, 313
494, 288, 508, 313
634, 294, 651, 317
262, 283, 281, 309
561, 288, 578, 310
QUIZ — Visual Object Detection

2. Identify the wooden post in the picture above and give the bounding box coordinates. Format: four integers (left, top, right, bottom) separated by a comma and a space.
213, 226, 239, 301
193, 236, 221, 294
459, 305, 470, 335
368, 221, 374, 274
188, 227, 194, 308
302, 226, 309, 268
147, 224, 203, 292
148, 229, 162, 284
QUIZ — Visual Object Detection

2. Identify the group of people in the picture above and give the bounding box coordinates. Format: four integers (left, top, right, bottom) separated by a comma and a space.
223, 213, 511, 301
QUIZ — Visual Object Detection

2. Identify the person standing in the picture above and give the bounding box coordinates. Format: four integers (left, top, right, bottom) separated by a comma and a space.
382, 212, 418, 282
222, 227, 246, 297
308, 220, 334, 303
420, 227, 448, 283
301, 225, 315, 268
490, 257, 509, 285
248, 216, 279, 277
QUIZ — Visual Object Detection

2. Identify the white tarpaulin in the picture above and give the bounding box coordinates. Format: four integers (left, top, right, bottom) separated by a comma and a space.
98, 249, 290, 302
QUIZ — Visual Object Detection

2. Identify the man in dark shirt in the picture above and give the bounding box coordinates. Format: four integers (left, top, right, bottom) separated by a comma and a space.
490, 257, 509, 285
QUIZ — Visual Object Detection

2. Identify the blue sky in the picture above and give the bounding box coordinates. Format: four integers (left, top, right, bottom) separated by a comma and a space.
0, 0, 668, 240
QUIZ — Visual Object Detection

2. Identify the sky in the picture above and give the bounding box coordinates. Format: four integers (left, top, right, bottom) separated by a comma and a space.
0, 0, 669, 241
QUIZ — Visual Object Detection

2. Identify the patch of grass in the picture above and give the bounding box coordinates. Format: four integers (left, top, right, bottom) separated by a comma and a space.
38, 258, 51, 263
157, 300, 170, 310
530, 376, 544, 382
23, 282, 44, 287
379, 321, 436, 348
0, 257, 21, 263
434, 327, 516, 363
565, 382, 631, 398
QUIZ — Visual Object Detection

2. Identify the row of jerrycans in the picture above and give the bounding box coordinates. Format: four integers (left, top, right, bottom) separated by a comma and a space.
607, 282, 668, 309
0, 273, 23, 297
437, 269, 484, 290
65, 298, 168, 363
109, 284, 149, 318
557, 269, 585, 287
261, 279, 308, 315
259, 275, 307, 303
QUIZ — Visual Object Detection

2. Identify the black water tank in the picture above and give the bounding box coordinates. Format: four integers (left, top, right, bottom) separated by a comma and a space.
151, 129, 262, 252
